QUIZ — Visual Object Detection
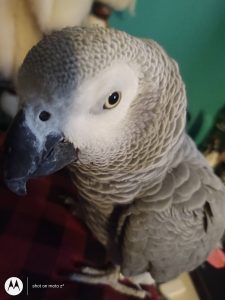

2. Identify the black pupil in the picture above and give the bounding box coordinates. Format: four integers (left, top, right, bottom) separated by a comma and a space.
39, 111, 51, 121
108, 92, 119, 105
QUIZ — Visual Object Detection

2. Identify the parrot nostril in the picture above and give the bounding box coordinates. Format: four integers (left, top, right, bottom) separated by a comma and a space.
39, 111, 51, 121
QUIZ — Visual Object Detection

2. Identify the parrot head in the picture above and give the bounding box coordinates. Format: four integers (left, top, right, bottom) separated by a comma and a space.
3, 27, 186, 195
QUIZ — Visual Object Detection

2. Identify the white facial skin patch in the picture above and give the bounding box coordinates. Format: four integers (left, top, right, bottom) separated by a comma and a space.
63, 62, 139, 154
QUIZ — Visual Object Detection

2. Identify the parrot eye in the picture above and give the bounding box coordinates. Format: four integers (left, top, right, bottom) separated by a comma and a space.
103, 91, 121, 109
39, 111, 51, 121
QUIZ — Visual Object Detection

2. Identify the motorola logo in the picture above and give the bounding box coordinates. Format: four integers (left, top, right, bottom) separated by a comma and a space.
4, 277, 23, 296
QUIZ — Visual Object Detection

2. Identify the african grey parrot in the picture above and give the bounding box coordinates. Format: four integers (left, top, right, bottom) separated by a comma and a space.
3, 26, 225, 297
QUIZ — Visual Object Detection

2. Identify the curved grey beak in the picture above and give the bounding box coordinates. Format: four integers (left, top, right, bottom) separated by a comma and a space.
3, 110, 77, 196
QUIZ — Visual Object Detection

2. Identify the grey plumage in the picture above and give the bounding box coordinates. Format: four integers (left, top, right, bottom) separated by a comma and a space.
4, 27, 225, 284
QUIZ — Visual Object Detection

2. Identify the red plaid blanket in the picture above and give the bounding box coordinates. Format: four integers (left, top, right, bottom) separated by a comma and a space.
0, 132, 159, 300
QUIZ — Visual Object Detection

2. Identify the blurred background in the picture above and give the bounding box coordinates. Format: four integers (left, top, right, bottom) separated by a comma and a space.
0, 1, 224, 299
